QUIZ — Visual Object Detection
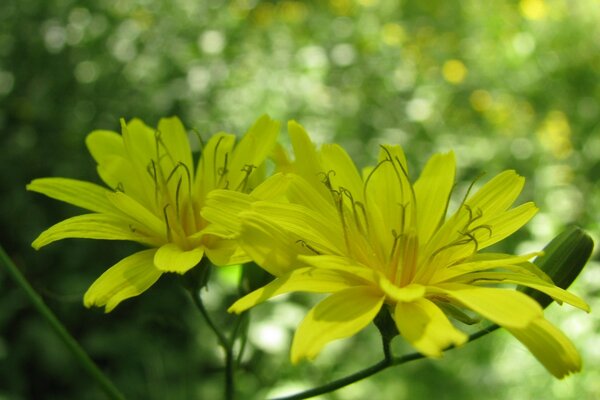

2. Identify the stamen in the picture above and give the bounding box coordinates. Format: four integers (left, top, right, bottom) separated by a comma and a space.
390, 229, 402, 260
163, 204, 172, 242
175, 177, 183, 218
235, 164, 257, 192
115, 182, 125, 193
147, 160, 159, 204
319, 170, 336, 191
212, 136, 228, 186
296, 240, 321, 255
340, 188, 365, 235
218, 152, 229, 177
458, 172, 486, 210
192, 129, 205, 152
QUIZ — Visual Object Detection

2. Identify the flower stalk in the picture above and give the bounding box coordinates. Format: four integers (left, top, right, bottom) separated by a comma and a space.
0, 245, 126, 400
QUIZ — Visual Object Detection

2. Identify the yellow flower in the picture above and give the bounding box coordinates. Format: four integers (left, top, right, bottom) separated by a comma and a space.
203, 121, 589, 378
28, 115, 279, 312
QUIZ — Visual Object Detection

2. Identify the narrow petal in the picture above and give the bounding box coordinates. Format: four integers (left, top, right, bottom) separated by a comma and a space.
203, 190, 254, 234
394, 298, 467, 357
86, 131, 146, 200
413, 151, 455, 245
27, 178, 117, 214
236, 213, 314, 277
122, 118, 157, 172
250, 172, 293, 201
84, 249, 162, 312
290, 287, 384, 363
32, 213, 162, 249
157, 116, 194, 172
204, 237, 251, 266
475, 202, 538, 250
288, 121, 329, 199
364, 160, 407, 257
195, 133, 236, 196
228, 266, 371, 314
285, 174, 338, 218
154, 243, 204, 273
507, 318, 582, 379
435, 283, 543, 328
430, 252, 544, 283
228, 115, 279, 190
452, 271, 590, 311
320, 143, 363, 202
427, 170, 526, 260
106, 192, 166, 240
465, 170, 525, 214
251, 202, 345, 255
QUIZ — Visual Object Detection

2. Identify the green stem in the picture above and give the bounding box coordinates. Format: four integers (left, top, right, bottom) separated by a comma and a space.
0, 246, 125, 400
188, 288, 235, 400
271, 326, 498, 400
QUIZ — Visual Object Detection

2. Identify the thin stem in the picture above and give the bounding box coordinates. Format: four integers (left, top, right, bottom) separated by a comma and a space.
0, 246, 126, 400
271, 326, 499, 400
188, 288, 235, 400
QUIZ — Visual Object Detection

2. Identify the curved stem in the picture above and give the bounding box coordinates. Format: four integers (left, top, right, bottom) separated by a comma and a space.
0, 246, 126, 400
188, 288, 235, 400
271, 326, 499, 400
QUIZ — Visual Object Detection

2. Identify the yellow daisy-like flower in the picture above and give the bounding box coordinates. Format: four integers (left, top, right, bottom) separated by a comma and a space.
203, 122, 589, 378
28, 115, 279, 312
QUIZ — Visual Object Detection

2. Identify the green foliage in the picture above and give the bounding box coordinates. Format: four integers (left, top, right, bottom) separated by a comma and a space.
1, 0, 599, 399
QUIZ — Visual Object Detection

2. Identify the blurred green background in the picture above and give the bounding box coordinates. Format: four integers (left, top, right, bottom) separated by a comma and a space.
1, 0, 599, 399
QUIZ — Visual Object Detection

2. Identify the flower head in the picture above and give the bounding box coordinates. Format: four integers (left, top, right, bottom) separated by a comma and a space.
29, 115, 279, 311
204, 121, 589, 378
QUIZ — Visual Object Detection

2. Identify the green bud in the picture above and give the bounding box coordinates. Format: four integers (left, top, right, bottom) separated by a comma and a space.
526, 226, 594, 308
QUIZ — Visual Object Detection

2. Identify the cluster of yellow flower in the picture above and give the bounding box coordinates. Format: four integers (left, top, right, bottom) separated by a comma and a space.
29, 115, 589, 379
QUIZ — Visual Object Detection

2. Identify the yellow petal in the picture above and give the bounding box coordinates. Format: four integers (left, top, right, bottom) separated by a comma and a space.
320, 143, 363, 202
475, 202, 538, 250
86, 130, 146, 200
228, 115, 280, 190
285, 174, 338, 217
154, 243, 204, 273
195, 133, 236, 196
228, 266, 371, 314
32, 213, 162, 249
288, 121, 328, 198
236, 213, 315, 277
394, 298, 467, 357
290, 287, 384, 363
466, 170, 525, 214
380, 281, 426, 303
202, 190, 253, 234
413, 151, 455, 245
427, 170, 527, 260
84, 249, 162, 312
27, 178, 116, 214
453, 271, 590, 312
430, 252, 544, 283
106, 192, 166, 240
205, 237, 251, 266
157, 116, 194, 172
86, 129, 126, 164
364, 160, 407, 256
436, 283, 542, 328
250, 172, 293, 201
507, 318, 582, 379
251, 202, 345, 255
122, 118, 156, 169
377, 144, 408, 174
